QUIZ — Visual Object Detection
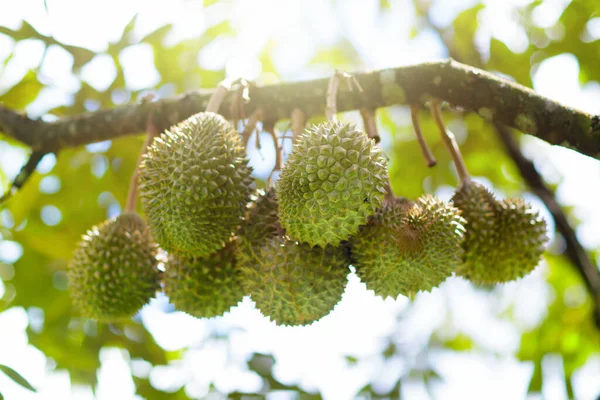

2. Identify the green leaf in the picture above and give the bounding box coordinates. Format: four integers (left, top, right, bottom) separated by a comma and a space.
0, 70, 44, 110
0, 391, 4, 399
0, 365, 37, 392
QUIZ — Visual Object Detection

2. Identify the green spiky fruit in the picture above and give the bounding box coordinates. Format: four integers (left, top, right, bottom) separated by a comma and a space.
276, 121, 388, 247
163, 243, 243, 318
452, 182, 547, 284
68, 213, 160, 321
239, 189, 281, 249
351, 195, 466, 298
139, 112, 253, 257
240, 235, 349, 326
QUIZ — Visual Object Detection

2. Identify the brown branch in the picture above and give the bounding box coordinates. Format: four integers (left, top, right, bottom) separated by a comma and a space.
495, 124, 600, 328
1, 60, 597, 158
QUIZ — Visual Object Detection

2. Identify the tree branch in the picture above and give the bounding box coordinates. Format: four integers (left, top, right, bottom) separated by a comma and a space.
1, 60, 599, 159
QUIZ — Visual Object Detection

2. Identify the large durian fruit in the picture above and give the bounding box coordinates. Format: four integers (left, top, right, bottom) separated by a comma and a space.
163, 242, 244, 318
237, 188, 281, 264
276, 121, 388, 247
139, 112, 253, 257
351, 195, 466, 298
68, 213, 160, 321
237, 189, 350, 326
240, 236, 350, 326
452, 182, 547, 284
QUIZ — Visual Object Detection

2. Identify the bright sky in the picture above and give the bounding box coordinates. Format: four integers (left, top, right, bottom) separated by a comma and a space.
1, 0, 600, 399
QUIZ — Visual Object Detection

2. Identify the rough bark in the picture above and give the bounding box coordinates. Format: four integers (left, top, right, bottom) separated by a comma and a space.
1, 59, 599, 159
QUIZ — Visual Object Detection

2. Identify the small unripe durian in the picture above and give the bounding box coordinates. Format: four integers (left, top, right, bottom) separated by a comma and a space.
139, 112, 253, 257
68, 213, 160, 321
452, 182, 547, 284
351, 195, 466, 298
238, 188, 281, 251
163, 243, 243, 318
276, 121, 388, 247
240, 235, 350, 326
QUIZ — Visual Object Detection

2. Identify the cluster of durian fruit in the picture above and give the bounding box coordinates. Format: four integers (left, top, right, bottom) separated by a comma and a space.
68, 110, 547, 326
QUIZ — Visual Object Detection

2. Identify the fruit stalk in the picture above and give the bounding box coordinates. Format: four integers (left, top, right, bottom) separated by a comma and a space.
410, 105, 437, 167
360, 108, 394, 200
290, 108, 306, 142
430, 99, 471, 184
125, 114, 160, 213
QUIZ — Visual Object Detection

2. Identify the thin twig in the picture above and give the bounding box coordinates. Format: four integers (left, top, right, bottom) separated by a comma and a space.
325, 73, 342, 122
242, 108, 264, 148
205, 78, 232, 113
359, 108, 394, 200
125, 114, 160, 213
359, 108, 380, 143
429, 99, 471, 184
0, 150, 48, 204
410, 105, 437, 167
264, 120, 282, 185
290, 108, 306, 143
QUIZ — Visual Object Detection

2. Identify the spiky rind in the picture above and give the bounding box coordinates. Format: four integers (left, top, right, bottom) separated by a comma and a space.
352, 195, 465, 298
239, 189, 281, 249
139, 112, 253, 257
276, 121, 388, 247
68, 213, 159, 321
240, 236, 349, 326
163, 243, 243, 318
452, 182, 548, 284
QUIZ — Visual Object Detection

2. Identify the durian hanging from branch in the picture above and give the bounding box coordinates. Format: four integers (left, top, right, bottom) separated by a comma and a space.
138, 80, 253, 257
426, 99, 548, 283
276, 72, 388, 248
67, 113, 162, 321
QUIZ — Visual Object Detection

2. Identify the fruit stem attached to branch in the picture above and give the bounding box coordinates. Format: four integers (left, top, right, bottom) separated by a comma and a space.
429, 99, 471, 184
410, 105, 437, 167
360, 108, 394, 200
325, 73, 342, 122
205, 79, 233, 114
125, 114, 160, 213
264, 119, 283, 185
242, 108, 264, 148
290, 108, 306, 143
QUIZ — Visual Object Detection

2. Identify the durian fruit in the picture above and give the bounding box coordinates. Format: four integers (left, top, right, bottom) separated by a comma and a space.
276, 121, 388, 247
139, 112, 253, 257
452, 182, 547, 284
351, 195, 466, 298
68, 213, 160, 321
163, 242, 243, 318
239, 235, 350, 326
237, 188, 281, 264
